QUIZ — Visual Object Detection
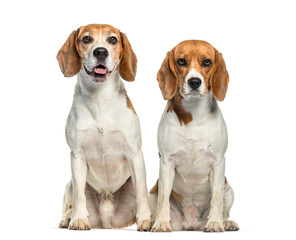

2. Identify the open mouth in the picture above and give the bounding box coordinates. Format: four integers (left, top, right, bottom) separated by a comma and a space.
84, 64, 111, 81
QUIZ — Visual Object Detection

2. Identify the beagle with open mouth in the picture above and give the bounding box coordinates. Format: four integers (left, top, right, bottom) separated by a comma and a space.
149, 40, 239, 232
57, 24, 151, 231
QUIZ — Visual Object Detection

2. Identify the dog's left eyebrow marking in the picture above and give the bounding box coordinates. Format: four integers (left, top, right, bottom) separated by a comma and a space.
85, 31, 93, 36
103, 31, 114, 39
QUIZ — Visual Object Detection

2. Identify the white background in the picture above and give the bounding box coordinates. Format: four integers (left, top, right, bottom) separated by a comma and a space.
1, 0, 296, 239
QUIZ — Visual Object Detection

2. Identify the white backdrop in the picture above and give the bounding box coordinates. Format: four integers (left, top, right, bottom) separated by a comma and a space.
1, 0, 296, 239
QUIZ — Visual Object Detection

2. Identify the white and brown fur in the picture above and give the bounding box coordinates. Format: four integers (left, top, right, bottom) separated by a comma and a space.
57, 24, 151, 231
149, 40, 239, 232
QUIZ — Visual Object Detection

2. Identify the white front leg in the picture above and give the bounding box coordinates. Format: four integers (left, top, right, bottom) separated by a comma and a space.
69, 151, 90, 230
151, 155, 175, 232
127, 150, 151, 231
204, 157, 225, 232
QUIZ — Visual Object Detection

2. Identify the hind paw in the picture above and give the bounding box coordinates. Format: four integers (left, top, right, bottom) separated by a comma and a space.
59, 218, 71, 228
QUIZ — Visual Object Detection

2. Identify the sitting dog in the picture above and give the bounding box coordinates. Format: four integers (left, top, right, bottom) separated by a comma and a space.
149, 40, 239, 232
57, 24, 151, 231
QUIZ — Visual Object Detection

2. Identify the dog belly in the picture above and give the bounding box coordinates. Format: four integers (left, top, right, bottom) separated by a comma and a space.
86, 153, 130, 193
171, 145, 213, 230
80, 129, 131, 193
173, 146, 213, 197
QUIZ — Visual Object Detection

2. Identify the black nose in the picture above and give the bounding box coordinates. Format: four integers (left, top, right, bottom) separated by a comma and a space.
188, 78, 202, 90
93, 47, 109, 61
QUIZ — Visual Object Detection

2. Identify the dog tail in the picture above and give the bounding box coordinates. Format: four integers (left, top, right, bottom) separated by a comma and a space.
99, 192, 114, 228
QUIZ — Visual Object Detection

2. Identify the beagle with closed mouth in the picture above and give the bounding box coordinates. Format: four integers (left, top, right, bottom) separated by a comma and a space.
57, 24, 151, 231
149, 40, 239, 232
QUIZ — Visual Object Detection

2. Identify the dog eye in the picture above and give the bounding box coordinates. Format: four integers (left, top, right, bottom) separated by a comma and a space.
177, 58, 187, 66
202, 59, 212, 67
108, 37, 118, 45
82, 36, 92, 44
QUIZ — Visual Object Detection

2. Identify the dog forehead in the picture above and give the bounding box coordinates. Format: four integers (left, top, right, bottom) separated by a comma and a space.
174, 40, 215, 58
78, 24, 120, 38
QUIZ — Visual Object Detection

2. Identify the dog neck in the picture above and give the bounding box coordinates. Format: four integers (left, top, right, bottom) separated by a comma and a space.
182, 91, 217, 120
76, 69, 124, 101
167, 91, 217, 125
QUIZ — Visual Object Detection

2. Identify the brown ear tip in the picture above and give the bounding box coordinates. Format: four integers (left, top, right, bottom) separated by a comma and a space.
216, 95, 225, 101
119, 32, 137, 82
64, 68, 80, 77
127, 76, 135, 82
63, 73, 75, 78
162, 95, 170, 101
213, 88, 228, 101
58, 63, 77, 77
56, 57, 68, 77
121, 73, 135, 82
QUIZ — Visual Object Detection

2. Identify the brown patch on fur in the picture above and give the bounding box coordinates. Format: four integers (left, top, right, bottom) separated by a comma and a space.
225, 177, 228, 185
149, 180, 183, 204
157, 50, 178, 100
126, 95, 136, 114
57, 30, 82, 77
149, 180, 159, 194
166, 92, 193, 125
171, 190, 183, 204
209, 50, 229, 101
69, 205, 72, 209
119, 32, 137, 82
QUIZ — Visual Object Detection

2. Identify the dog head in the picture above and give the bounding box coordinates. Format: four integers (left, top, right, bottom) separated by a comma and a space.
157, 40, 229, 101
57, 24, 137, 83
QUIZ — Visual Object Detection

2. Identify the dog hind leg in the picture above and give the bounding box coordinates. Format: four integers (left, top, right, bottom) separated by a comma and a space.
111, 177, 137, 229
59, 181, 73, 228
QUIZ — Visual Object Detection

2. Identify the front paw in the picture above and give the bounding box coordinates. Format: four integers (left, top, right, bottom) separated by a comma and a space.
204, 221, 224, 232
151, 220, 172, 232
69, 218, 91, 230
137, 219, 151, 231
224, 220, 239, 231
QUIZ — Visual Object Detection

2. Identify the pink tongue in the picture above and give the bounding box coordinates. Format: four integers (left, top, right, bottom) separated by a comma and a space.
94, 67, 107, 74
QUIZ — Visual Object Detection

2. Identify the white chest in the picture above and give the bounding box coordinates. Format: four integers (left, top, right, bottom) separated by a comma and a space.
173, 127, 214, 185
158, 107, 227, 198
67, 92, 135, 193
78, 127, 130, 193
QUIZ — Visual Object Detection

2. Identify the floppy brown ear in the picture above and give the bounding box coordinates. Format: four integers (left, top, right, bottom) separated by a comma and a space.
119, 33, 137, 81
56, 29, 81, 77
210, 50, 229, 101
157, 50, 178, 100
